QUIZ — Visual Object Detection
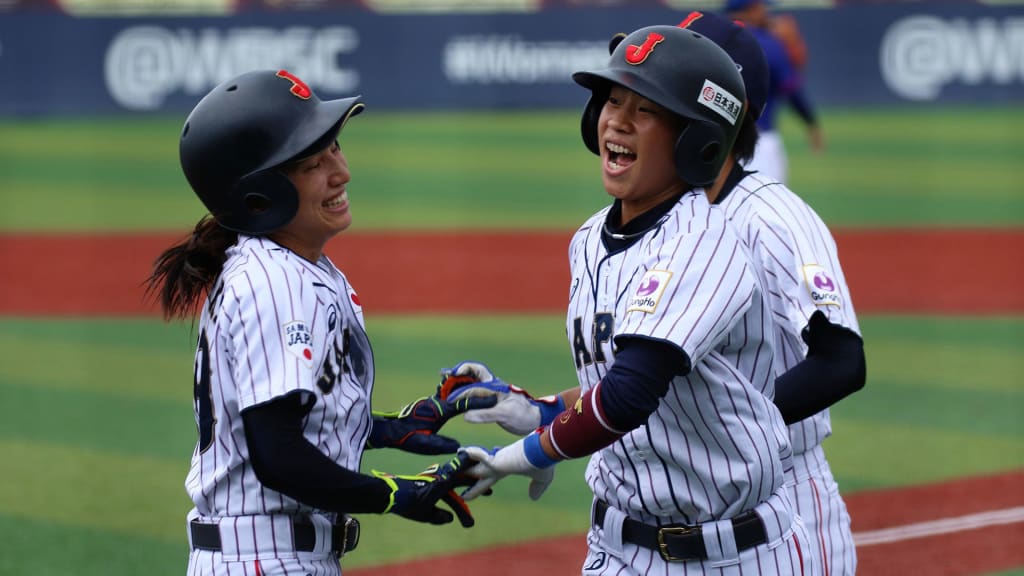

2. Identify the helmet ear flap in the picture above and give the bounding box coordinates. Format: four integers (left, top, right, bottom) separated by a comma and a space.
608, 32, 627, 54
580, 90, 607, 156
674, 119, 729, 187
220, 170, 299, 234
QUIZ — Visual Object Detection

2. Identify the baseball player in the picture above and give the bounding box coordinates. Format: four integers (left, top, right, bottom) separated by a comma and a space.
726, 0, 823, 184
681, 12, 865, 574
146, 69, 492, 576
446, 26, 811, 575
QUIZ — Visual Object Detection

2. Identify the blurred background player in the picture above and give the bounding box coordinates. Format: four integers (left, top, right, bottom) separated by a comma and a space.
147, 69, 492, 576
726, 0, 823, 184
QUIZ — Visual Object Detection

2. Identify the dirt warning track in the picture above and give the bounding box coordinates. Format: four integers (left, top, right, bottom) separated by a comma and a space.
0, 228, 1021, 316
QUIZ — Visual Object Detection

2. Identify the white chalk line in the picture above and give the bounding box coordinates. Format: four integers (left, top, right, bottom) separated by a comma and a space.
853, 506, 1024, 546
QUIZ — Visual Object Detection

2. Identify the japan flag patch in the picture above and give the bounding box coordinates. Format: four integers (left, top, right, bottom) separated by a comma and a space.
626, 269, 673, 314
283, 321, 315, 369
802, 264, 842, 307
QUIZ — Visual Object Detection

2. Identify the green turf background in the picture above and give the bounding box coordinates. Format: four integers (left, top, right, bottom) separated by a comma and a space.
1, 107, 1022, 232
1, 107, 1022, 575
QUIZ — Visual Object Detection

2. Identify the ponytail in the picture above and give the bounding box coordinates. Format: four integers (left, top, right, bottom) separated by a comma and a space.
147, 216, 238, 320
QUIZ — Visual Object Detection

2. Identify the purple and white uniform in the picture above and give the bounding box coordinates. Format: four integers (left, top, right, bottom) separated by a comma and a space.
567, 190, 808, 575
718, 171, 860, 575
185, 235, 374, 576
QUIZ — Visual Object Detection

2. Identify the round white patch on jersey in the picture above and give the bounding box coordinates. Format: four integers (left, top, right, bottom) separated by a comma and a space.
282, 320, 315, 369
802, 264, 842, 307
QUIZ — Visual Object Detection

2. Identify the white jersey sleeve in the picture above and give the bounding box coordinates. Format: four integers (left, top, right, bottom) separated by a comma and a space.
224, 251, 324, 411
723, 173, 860, 347
719, 172, 862, 454
616, 209, 761, 365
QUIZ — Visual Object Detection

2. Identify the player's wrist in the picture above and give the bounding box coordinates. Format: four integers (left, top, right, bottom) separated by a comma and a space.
534, 395, 566, 427
522, 431, 559, 469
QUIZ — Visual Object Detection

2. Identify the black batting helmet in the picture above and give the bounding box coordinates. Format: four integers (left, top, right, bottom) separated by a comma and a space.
179, 69, 364, 235
573, 25, 746, 187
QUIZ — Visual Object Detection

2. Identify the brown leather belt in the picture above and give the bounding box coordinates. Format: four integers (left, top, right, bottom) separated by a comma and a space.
190, 516, 359, 557
593, 500, 767, 562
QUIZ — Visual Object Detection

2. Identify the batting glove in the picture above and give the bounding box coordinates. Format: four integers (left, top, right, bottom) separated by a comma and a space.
460, 432, 558, 502
367, 381, 498, 455
439, 360, 565, 436
373, 452, 477, 528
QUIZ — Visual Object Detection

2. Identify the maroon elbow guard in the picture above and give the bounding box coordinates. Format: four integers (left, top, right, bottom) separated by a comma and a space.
548, 384, 627, 459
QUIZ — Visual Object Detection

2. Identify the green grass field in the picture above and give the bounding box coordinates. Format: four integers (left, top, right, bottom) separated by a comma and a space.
0, 107, 1022, 232
1, 107, 1022, 575
0, 315, 1021, 574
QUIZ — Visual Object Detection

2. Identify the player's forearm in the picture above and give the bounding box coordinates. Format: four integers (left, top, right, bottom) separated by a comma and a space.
242, 394, 393, 513
774, 312, 866, 424
555, 388, 581, 414
540, 339, 687, 460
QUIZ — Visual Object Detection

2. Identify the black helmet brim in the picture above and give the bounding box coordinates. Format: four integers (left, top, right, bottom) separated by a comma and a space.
256, 96, 365, 174
573, 69, 700, 124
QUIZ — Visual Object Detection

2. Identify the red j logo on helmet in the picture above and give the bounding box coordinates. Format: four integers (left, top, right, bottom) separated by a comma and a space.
276, 69, 312, 100
625, 32, 664, 65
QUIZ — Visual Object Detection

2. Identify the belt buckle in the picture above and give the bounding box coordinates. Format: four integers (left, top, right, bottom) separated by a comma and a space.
656, 525, 699, 562
338, 516, 360, 558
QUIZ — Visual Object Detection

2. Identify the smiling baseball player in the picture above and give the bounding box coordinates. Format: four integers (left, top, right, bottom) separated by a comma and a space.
442, 26, 811, 575
147, 69, 486, 576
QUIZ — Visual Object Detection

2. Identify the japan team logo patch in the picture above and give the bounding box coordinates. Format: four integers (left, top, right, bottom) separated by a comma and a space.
697, 79, 742, 125
283, 321, 314, 368
626, 269, 673, 314
802, 264, 842, 307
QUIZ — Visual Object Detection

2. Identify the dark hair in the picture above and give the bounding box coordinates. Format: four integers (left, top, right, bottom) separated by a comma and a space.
732, 112, 760, 165
147, 215, 238, 320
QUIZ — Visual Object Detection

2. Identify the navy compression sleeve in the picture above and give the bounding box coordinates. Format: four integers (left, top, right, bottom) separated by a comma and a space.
242, 392, 392, 513
774, 311, 866, 425
546, 337, 690, 459
598, 337, 690, 430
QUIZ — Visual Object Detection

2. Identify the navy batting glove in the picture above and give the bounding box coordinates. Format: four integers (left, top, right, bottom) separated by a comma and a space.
367, 385, 498, 455
373, 452, 477, 527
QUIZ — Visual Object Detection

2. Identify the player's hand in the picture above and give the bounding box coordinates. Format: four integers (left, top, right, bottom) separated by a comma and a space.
460, 435, 556, 502
801, 310, 861, 354
373, 452, 477, 527
367, 380, 498, 455
439, 360, 565, 436
808, 125, 825, 154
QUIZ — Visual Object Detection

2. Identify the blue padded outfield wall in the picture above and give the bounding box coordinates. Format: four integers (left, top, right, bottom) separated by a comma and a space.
0, 3, 1021, 115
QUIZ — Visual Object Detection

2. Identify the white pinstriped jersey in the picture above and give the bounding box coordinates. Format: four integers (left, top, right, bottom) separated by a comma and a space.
185, 235, 375, 520
717, 172, 861, 455
566, 190, 791, 526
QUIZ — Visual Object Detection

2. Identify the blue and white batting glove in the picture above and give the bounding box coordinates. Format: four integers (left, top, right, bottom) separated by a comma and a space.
439, 360, 566, 436
460, 433, 558, 502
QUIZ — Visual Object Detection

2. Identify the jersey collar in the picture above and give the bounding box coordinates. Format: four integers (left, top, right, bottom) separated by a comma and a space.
601, 191, 687, 252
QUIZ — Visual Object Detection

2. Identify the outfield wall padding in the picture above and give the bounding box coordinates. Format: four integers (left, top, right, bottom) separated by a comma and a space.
0, 4, 1021, 115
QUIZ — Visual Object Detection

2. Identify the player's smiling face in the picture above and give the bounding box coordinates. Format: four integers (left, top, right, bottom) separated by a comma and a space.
270, 140, 353, 262
598, 85, 688, 225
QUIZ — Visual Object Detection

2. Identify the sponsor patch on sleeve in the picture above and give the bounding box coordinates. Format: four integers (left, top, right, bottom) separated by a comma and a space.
626, 269, 673, 314
282, 321, 314, 368
802, 264, 842, 307
697, 79, 742, 126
